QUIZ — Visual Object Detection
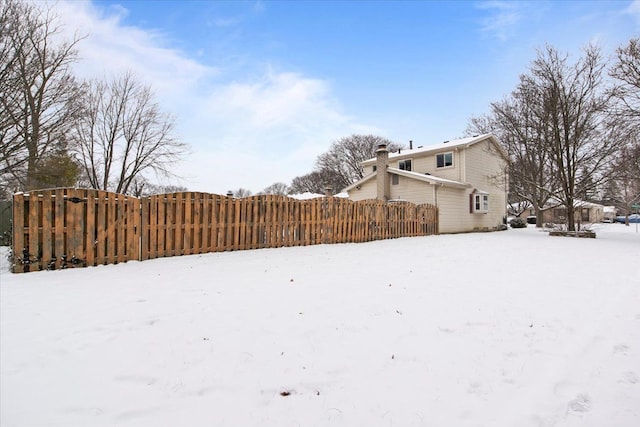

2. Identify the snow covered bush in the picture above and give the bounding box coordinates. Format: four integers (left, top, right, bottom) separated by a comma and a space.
509, 217, 527, 228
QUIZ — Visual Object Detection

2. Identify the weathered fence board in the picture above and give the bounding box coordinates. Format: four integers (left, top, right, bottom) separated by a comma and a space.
13, 189, 438, 273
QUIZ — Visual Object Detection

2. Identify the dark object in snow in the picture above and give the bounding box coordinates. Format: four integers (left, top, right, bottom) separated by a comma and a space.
549, 230, 595, 238
280, 390, 291, 396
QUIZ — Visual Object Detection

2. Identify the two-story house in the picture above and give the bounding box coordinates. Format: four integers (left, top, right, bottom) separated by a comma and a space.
344, 134, 509, 233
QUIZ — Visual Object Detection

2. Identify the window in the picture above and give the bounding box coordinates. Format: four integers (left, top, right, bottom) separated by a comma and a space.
398, 159, 412, 171
471, 193, 489, 213
372, 165, 377, 172
436, 152, 453, 168
391, 175, 399, 185
581, 208, 589, 222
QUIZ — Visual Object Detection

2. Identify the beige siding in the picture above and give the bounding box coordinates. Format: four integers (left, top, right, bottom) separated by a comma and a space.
462, 141, 508, 229
436, 187, 468, 233
389, 175, 435, 204
411, 151, 461, 181
347, 178, 377, 201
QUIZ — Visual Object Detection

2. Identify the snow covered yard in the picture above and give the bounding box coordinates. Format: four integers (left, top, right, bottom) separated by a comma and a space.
1, 224, 639, 427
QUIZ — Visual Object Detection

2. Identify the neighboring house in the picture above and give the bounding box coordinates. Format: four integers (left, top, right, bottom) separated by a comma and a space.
540, 199, 606, 224
344, 134, 509, 233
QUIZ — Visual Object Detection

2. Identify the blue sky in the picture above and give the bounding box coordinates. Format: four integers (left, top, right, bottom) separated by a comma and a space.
52, 0, 640, 193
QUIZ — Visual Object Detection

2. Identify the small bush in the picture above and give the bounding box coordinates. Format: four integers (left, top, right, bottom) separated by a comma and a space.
509, 217, 527, 228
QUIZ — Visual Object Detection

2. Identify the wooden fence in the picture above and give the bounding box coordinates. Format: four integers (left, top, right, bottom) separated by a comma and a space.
12, 188, 438, 273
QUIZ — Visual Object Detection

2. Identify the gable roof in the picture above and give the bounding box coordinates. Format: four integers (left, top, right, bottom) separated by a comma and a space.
343, 167, 469, 192
361, 133, 508, 165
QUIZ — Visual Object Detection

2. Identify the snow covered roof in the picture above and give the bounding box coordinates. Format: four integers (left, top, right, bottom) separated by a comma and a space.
288, 192, 325, 200
361, 134, 507, 165
343, 167, 469, 192
542, 198, 606, 210
288, 192, 349, 200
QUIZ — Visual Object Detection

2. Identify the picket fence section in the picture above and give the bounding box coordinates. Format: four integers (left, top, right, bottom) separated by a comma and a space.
12, 189, 438, 273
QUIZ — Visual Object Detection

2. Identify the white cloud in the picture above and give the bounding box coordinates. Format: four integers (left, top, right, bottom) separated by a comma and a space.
52, 1, 214, 101
476, 1, 524, 41
47, 0, 373, 194
179, 69, 378, 192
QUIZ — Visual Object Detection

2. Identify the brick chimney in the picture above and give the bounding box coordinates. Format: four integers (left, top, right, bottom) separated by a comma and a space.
376, 144, 390, 201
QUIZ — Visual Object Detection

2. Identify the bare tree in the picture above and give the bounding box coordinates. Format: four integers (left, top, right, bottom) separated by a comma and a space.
315, 134, 402, 191
230, 188, 252, 198
531, 45, 615, 230
610, 37, 640, 124
0, 0, 84, 190
468, 84, 555, 227
261, 182, 290, 195
289, 171, 331, 194
74, 72, 189, 195
609, 135, 640, 224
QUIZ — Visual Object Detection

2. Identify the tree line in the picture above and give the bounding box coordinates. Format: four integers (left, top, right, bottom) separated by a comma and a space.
0, 0, 188, 198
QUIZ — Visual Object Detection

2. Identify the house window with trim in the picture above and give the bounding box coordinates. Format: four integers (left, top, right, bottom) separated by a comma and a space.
436, 152, 453, 168
471, 193, 489, 213
391, 175, 399, 185
398, 159, 412, 171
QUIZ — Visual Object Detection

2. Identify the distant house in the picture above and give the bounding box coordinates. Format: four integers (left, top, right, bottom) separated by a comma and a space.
540, 199, 606, 225
603, 206, 616, 223
344, 134, 509, 233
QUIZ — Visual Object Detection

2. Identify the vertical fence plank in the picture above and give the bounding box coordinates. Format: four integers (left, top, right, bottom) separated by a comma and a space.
41, 192, 53, 269
85, 190, 96, 267
140, 196, 150, 261
193, 192, 202, 254
96, 191, 106, 264
183, 192, 192, 255
125, 195, 135, 262
70, 189, 85, 264
166, 193, 175, 257
12, 194, 25, 273
28, 192, 39, 269
156, 195, 165, 258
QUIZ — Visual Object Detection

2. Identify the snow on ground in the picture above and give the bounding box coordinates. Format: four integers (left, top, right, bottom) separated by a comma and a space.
1, 224, 639, 427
